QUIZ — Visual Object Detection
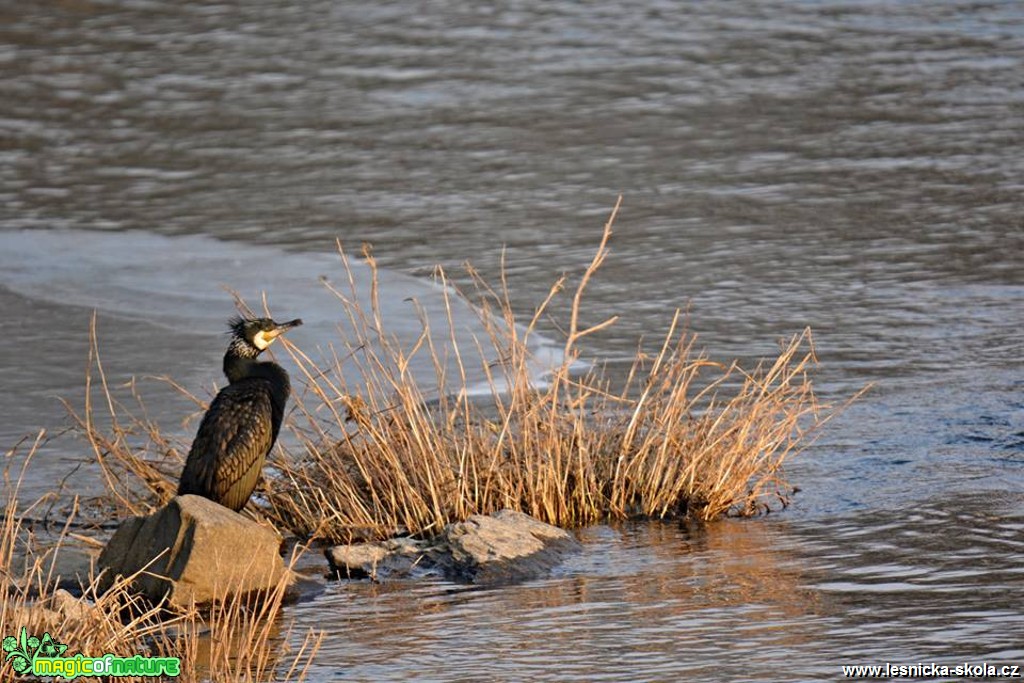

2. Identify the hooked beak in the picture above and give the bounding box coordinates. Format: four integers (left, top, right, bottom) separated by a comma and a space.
266, 318, 303, 341
254, 318, 303, 350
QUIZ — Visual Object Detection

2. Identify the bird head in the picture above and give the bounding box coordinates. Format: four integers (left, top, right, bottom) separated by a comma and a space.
228, 316, 303, 356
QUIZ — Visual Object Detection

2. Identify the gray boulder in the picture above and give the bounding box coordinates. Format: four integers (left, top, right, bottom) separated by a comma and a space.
98, 495, 288, 608
325, 509, 579, 585
325, 537, 427, 581
441, 509, 579, 584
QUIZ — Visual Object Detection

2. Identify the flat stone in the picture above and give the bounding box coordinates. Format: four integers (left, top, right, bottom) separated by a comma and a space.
325, 538, 432, 580
49, 589, 96, 623
441, 509, 580, 585
8, 590, 98, 631
324, 510, 579, 585
98, 495, 288, 608
325, 543, 389, 579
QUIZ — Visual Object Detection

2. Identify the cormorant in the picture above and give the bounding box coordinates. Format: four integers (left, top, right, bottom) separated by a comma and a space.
178, 315, 302, 512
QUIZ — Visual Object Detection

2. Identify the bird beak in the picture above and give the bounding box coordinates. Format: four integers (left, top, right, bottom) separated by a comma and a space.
266, 318, 303, 341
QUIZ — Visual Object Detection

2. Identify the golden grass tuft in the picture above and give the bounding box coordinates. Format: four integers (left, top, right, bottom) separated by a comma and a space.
261, 199, 832, 540
66, 199, 838, 542
4, 200, 842, 679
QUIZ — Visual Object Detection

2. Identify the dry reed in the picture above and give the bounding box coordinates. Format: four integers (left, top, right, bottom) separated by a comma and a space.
4, 200, 838, 678
67, 199, 835, 542
261, 199, 830, 540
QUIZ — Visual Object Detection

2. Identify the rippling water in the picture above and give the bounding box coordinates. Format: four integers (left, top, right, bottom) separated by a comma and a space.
295, 505, 1024, 681
2, 0, 1023, 680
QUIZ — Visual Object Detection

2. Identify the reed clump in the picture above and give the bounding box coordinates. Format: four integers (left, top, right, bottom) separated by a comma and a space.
263, 200, 827, 541
71, 199, 832, 543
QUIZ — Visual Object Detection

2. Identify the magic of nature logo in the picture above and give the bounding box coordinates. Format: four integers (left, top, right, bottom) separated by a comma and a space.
3, 626, 180, 679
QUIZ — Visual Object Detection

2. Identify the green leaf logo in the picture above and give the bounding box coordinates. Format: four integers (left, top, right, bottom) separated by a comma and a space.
37, 633, 68, 658
3, 627, 67, 676
3, 627, 34, 674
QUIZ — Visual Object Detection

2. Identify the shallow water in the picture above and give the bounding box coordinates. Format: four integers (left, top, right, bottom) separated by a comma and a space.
297, 508, 1024, 681
2, 0, 1023, 680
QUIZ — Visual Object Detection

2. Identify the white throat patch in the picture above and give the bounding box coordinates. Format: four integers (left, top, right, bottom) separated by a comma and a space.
252, 330, 273, 350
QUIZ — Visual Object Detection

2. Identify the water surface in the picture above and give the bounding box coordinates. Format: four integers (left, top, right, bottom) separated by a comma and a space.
2, 0, 1023, 680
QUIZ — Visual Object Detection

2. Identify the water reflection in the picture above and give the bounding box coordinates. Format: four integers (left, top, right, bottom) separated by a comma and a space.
293, 499, 1024, 681
298, 520, 832, 681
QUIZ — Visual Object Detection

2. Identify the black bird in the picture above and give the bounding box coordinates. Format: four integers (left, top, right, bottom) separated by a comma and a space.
178, 315, 303, 511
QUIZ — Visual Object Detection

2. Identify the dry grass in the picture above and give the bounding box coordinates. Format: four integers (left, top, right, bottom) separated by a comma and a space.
1, 436, 321, 682
261, 199, 832, 540
66, 199, 838, 543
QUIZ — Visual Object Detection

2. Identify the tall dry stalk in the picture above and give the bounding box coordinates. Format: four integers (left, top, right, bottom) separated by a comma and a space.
61, 312, 182, 517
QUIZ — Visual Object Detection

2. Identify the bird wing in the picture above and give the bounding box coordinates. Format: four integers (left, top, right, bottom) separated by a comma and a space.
180, 379, 276, 510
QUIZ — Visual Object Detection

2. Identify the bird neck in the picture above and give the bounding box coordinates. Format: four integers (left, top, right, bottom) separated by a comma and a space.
223, 353, 253, 384
223, 337, 262, 382
222, 351, 291, 396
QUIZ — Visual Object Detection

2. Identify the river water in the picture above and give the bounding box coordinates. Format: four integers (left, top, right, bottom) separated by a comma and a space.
2, 1, 1023, 680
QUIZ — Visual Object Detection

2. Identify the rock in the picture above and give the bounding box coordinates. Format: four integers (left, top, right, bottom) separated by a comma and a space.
325, 537, 432, 580
324, 510, 579, 585
440, 509, 580, 585
49, 589, 96, 623
97, 495, 288, 608
9, 590, 98, 631
325, 543, 389, 579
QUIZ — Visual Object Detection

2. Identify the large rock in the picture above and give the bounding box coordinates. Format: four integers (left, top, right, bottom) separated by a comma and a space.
325, 509, 579, 585
98, 495, 288, 608
442, 509, 580, 584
